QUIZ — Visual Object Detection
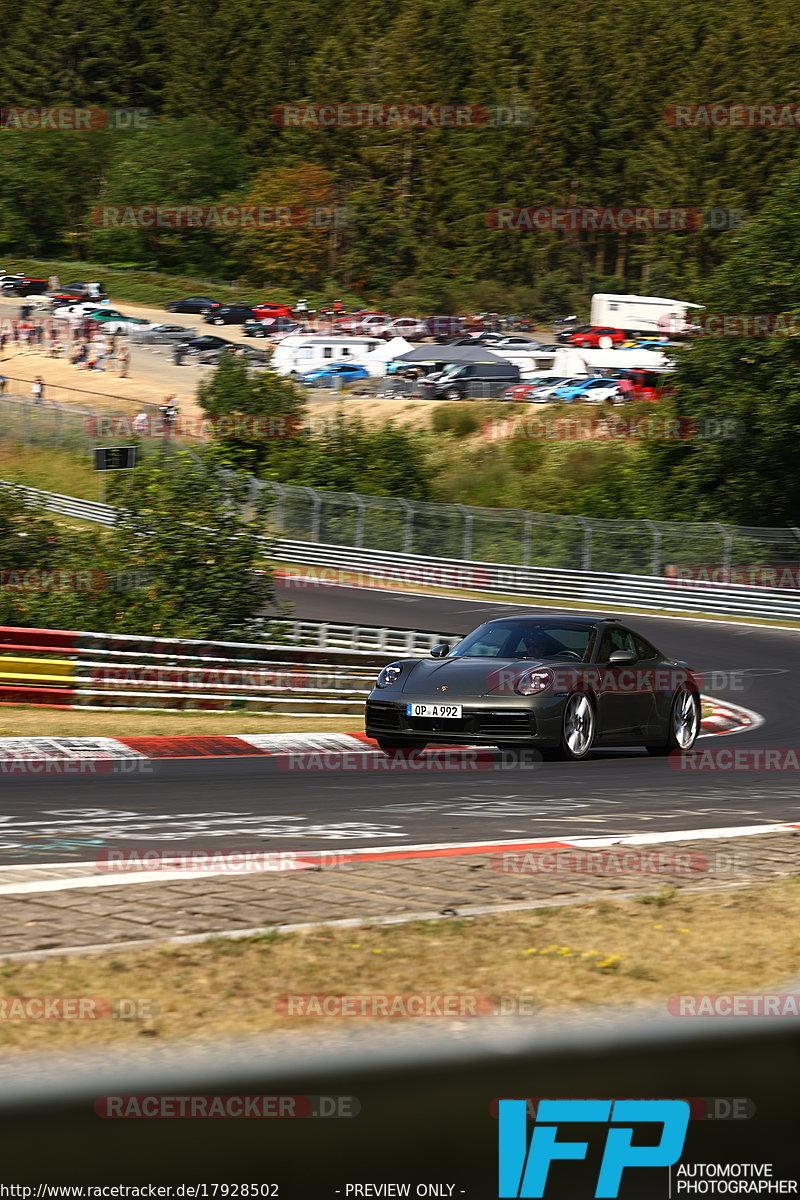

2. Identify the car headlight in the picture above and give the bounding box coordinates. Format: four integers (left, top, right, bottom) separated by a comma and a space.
515, 668, 553, 695
376, 664, 403, 688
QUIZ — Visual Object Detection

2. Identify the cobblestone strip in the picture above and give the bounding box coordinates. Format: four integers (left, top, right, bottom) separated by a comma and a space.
0, 832, 797, 958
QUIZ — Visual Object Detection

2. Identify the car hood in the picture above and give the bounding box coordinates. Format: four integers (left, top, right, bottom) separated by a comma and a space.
394, 657, 550, 697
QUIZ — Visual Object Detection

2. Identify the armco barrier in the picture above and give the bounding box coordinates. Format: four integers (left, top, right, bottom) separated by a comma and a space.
8, 483, 800, 622
0, 624, 450, 714
0, 1014, 795, 1189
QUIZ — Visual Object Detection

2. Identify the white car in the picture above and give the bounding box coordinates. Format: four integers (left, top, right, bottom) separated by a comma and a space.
481, 334, 542, 350
527, 376, 585, 402
52, 302, 101, 318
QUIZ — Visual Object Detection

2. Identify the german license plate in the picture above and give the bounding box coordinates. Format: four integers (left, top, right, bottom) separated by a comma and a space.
406, 703, 463, 718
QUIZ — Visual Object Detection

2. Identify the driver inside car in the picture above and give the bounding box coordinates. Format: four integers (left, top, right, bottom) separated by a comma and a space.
517, 630, 560, 658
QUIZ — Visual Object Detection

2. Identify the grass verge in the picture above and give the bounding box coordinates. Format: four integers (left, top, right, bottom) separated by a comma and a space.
0, 877, 797, 1051
0, 708, 358, 736
3, 259, 292, 312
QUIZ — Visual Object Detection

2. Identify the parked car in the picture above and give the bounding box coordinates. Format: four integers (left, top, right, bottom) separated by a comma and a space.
297, 362, 370, 386
479, 334, 543, 350
2, 277, 48, 296
62, 281, 107, 300
88, 311, 154, 336
616, 369, 675, 404
424, 316, 469, 342
198, 345, 268, 366
503, 377, 576, 402
566, 325, 626, 349
251, 302, 296, 321
203, 304, 257, 325
165, 296, 219, 314
550, 377, 622, 403
53, 301, 104, 318
420, 360, 521, 401
178, 334, 234, 354
242, 317, 304, 339
138, 323, 193, 344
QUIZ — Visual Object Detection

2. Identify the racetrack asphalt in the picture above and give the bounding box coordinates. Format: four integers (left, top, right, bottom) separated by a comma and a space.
0, 583, 796, 866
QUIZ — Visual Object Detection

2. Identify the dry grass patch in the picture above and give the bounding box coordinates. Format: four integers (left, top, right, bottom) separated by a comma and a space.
0, 877, 798, 1052
0, 708, 358, 737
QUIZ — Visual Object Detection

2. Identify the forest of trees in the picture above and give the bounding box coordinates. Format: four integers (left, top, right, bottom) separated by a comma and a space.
3, 0, 800, 311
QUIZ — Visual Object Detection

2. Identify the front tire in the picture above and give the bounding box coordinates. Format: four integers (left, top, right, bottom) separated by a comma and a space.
445, 387, 462, 402
556, 692, 596, 760
646, 689, 699, 756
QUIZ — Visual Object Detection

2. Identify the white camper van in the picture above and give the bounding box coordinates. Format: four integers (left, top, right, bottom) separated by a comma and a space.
590, 293, 702, 336
270, 335, 382, 376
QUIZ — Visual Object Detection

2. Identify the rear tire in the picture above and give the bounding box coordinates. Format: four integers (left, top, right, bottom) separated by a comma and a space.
646, 689, 699, 756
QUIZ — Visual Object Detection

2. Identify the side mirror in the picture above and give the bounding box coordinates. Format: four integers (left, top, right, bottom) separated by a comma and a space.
430, 643, 450, 658
608, 649, 636, 666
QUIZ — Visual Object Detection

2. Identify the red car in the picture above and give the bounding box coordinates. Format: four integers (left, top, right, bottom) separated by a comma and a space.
566, 325, 626, 349
252, 302, 295, 321
503, 382, 540, 402
616, 370, 675, 403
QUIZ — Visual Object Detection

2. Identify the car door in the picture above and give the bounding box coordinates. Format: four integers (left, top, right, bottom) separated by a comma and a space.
593, 625, 650, 739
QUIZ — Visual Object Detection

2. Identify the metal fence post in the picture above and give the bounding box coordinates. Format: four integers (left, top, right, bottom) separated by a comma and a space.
399, 499, 413, 554
714, 523, 732, 569
521, 514, 532, 567
305, 486, 321, 542
644, 518, 662, 576
457, 504, 473, 560
271, 482, 285, 533
350, 493, 365, 548
576, 517, 592, 571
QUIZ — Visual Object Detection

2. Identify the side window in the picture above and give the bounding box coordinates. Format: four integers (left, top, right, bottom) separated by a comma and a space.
633, 633, 659, 661
323, 347, 333, 359
598, 626, 636, 661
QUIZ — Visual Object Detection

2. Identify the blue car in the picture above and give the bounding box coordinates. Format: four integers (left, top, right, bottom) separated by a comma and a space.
298, 362, 370, 386
550, 377, 621, 403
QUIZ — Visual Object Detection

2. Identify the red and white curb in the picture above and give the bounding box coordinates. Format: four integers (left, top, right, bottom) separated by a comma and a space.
0, 695, 759, 769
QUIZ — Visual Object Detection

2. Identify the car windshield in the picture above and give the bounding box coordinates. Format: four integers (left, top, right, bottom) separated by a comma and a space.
450, 621, 595, 660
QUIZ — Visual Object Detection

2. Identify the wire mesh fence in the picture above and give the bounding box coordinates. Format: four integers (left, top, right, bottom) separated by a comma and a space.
261, 481, 800, 576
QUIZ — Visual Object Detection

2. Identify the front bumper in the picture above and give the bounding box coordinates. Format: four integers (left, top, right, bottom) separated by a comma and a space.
365, 698, 563, 746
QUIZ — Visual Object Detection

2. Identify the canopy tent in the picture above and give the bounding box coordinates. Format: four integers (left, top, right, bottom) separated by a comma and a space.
354, 336, 415, 376
394, 345, 511, 365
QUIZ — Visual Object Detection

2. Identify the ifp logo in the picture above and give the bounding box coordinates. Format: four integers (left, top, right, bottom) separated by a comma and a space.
498, 1098, 690, 1197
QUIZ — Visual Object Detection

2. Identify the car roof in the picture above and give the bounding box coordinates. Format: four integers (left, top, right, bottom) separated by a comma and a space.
484, 614, 622, 626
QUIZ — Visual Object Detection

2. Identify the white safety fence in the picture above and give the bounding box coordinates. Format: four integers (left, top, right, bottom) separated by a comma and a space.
8, 484, 800, 623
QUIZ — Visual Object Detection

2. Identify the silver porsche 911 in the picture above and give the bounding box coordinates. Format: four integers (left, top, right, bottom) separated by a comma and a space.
365, 615, 700, 761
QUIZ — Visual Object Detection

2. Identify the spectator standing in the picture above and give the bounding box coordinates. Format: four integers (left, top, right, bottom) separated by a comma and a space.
31, 377, 44, 404
117, 345, 130, 378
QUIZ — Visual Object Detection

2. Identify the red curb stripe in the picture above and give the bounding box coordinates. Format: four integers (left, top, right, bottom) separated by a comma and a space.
116, 736, 270, 758
294, 840, 574, 868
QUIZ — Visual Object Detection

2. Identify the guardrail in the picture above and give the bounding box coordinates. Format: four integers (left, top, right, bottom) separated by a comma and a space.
0, 623, 450, 714
9, 484, 800, 622
0, 1014, 795, 1189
